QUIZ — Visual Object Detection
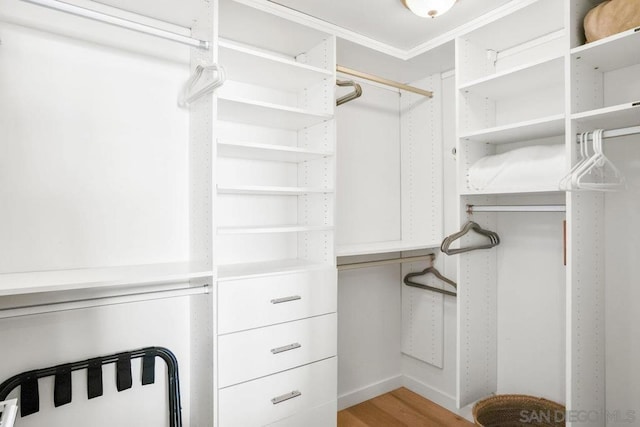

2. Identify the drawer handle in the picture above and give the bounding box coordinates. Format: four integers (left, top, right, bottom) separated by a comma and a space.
271, 390, 302, 405
270, 295, 301, 304
271, 343, 301, 354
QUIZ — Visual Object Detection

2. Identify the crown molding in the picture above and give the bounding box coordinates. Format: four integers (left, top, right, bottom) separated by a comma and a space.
232, 0, 542, 61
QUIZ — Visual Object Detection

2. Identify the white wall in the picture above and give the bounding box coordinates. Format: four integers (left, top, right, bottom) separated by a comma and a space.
605, 136, 640, 426
336, 72, 456, 410
0, 298, 192, 426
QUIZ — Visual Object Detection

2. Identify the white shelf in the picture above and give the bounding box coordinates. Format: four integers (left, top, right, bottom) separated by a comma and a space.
572, 27, 640, 72
337, 241, 440, 257
0, 262, 213, 297
217, 259, 333, 281
217, 140, 332, 163
217, 225, 333, 235
460, 56, 564, 100
217, 185, 332, 196
572, 102, 640, 129
460, 114, 565, 144
219, 39, 332, 92
460, 187, 563, 196
217, 95, 332, 130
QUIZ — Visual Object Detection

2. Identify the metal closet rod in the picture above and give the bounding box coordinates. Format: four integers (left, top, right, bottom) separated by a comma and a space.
22, 0, 210, 49
338, 254, 435, 271
0, 284, 210, 319
467, 204, 566, 213
336, 65, 434, 98
576, 124, 640, 142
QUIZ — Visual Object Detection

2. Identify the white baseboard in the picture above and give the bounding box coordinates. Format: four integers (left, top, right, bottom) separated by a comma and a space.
402, 375, 474, 422
337, 374, 474, 422
337, 375, 403, 410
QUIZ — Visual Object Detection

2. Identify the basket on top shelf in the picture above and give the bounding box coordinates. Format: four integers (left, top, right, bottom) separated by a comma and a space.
584, 0, 640, 43
473, 394, 566, 427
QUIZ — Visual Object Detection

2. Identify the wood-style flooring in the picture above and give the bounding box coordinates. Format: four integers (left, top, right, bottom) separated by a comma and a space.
337, 387, 474, 427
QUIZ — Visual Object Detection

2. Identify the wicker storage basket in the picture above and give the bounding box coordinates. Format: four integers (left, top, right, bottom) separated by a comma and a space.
584, 0, 640, 43
473, 394, 565, 427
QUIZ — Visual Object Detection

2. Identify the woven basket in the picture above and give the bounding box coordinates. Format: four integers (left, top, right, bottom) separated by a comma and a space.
473, 394, 565, 427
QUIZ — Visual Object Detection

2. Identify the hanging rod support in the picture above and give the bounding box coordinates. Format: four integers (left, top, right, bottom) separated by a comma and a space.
338, 254, 434, 271
22, 0, 210, 49
576, 125, 640, 142
337, 65, 433, 98
0, 285, 209, 319
467, 204, 566, 213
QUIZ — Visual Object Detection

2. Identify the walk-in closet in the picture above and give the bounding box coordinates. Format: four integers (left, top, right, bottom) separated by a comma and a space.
0, 0, 639, 426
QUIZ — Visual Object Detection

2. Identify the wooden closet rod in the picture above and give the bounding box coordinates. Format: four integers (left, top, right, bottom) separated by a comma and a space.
336, 65, 434, 98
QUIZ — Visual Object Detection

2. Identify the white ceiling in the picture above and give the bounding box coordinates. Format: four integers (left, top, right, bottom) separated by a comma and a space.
269, 0, 513, 50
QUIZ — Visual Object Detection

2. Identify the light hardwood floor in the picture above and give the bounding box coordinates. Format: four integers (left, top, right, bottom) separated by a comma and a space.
337, 387, 474, 427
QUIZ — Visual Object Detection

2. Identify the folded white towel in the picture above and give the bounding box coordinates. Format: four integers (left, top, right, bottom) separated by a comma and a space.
468, 144, 566, 192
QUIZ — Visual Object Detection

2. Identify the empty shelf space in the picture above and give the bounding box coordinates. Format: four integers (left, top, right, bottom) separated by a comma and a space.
459, 56, 564, 99
460, 114, 565, 144
0, 262, 213, 297
219, 39, 332, 92
217, 140, 332, 162
217, 259, 333, 281
217, 95, 332, 130
572, 27, 640, 72
337, 241, 440, 257
572, 102, 640, 129
217, 224, 333, 235
217, 185, 332, 195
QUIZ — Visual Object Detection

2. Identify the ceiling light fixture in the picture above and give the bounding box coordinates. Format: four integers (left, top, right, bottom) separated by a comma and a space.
402, 0, 457, 18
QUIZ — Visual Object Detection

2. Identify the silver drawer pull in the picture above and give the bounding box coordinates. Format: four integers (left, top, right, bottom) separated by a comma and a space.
271, 343, 301, 354
271, 390, 302, 405
270, 295, 301, 304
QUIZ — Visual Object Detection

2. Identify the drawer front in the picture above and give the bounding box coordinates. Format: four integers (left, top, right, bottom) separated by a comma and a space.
217, 269, 337, 334
266, 400, 337, 427
218, 357, 337, 427
218, 314, 336, 388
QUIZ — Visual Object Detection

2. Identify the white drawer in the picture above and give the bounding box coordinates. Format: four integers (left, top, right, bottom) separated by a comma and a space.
218, 357, 337, 427
217, 269, 336, 334
266, 400, 337, 427
218, 314, 336, 388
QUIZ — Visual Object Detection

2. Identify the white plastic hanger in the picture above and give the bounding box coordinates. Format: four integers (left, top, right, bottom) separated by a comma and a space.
559, 131, 588, 191
574, 128, 625, 191
178, 63, 226, 108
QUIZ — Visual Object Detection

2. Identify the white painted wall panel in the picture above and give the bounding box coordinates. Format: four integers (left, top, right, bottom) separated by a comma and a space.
0, 298, 192, 427
336, 80, 401, 246
605, 137, 640, 425
337, 265, 402, 406
0, 23, 190, 274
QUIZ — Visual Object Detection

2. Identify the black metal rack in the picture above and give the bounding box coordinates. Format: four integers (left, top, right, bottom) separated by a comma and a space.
0, 346, 182, 427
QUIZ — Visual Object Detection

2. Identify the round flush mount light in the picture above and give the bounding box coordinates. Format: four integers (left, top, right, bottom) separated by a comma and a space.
402, 0, 457, 18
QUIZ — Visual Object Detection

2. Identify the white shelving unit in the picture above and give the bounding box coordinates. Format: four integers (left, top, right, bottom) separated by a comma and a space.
217, 140, 332, 162
213, 1, 337, 425
455, 0, 568, 409
0, 262, 212, 297
459, 113, 565, 144
217, 95, 332, 129
217, 185, 331, 195
0, 0, 215, 425
459, 55, 564, 100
